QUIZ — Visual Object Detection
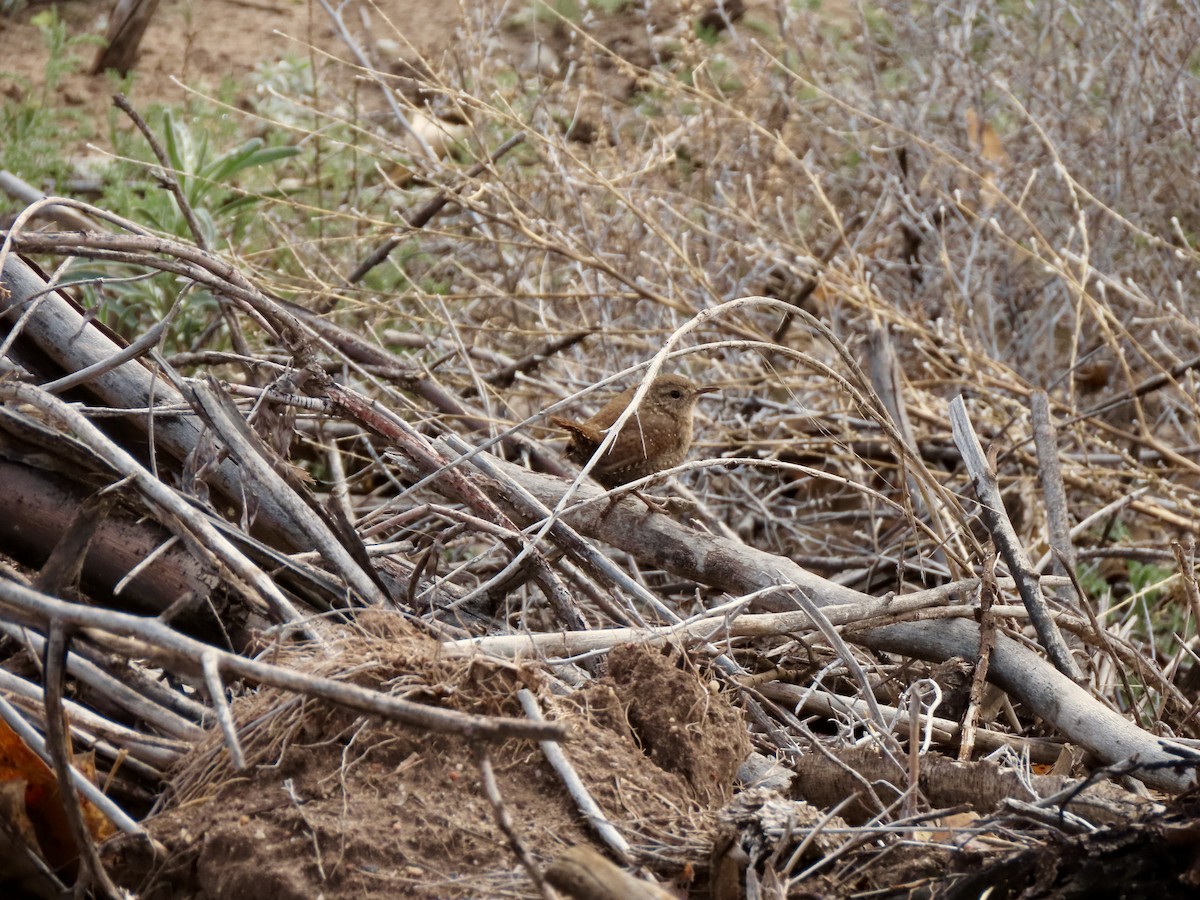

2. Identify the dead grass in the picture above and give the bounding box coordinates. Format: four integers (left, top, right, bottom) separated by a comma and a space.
260, 0, 1200, 714
6, 0, 1200, 896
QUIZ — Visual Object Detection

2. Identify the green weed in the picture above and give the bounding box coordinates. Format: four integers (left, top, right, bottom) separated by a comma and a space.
0, 7, 102, 185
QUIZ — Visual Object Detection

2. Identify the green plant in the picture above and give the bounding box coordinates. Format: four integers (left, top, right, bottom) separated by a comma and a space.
83, 108, 300, 347
84, 273, 222, 353
146, 109, 300, 246
0, 7, 102, 185
589, 0, 632, 13
1128, 560, 1174, 604
28, 8, 100, 94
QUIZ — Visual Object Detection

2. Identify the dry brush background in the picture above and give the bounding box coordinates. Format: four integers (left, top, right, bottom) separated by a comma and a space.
4, 0, 1200, 897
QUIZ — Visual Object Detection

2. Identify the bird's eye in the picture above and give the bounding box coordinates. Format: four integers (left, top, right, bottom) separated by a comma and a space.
670, 389, 682, 399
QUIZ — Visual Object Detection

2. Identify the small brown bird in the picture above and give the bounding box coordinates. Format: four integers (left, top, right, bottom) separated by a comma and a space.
550, 374, 718, 488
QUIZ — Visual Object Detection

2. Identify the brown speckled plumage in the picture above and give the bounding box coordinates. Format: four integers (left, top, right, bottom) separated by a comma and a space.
550, 374, 717, 488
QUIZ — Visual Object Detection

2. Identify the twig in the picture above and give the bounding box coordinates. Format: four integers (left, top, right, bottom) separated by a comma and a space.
0, 620, 205, 741
480, 331, 590, 391
474, 746, 554, 900
949, 395, 1084, 681
1031, 391, 1076, 577
347, 132, 526, 284
866, 323, 954, 571
781, 796, 858, 883
200, 650, 246, 770
441, 432, 647, 626
0, 578, 567, 744
41, 293, 184, 395
517, 689, 630, 864
42, 622, 123, 899
763, 682, 1063, 763
1171, 540, 1200, 647
0, 668, 185, 770
32, 490, 118, 597
0, 379, 317, 636
904, 684, 922, 818
113, 93, 210, 253
314, 0, 436, 160
322, 431, 355, 525
959, 555, 998, 762
438, 438, 896, 733
1079, 349, 1200, 419
283, 777, 327, 881
185, 378, 389, 607
268, 294, 569, 477
0, 169, 97, 230
325, 382, 588, 634
768, 226, 848, 346
443, 588, 955, 658
0, 250, 324, 558
1002, 798, 1096, 834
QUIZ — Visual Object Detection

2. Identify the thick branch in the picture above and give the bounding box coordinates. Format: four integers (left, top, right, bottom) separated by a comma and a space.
468, 454, 1197, 792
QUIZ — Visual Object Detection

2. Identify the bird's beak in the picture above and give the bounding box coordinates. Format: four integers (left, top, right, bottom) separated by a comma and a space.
696, 385, 720, 396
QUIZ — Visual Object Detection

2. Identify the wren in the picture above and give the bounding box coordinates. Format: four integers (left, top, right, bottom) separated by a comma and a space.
550, 374, 717, 488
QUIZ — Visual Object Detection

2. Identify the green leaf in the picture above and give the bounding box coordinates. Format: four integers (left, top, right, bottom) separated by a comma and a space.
161, 109, 184, 172
205, 140, 299, 183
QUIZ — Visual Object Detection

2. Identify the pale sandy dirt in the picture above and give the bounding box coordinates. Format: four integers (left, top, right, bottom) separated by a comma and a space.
0, 0, 460, 147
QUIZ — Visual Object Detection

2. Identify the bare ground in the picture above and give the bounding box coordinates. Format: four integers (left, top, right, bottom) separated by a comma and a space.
1, 0, 460, 131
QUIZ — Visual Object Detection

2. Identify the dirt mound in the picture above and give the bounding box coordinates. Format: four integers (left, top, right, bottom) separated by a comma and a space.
608, 643, 749, 806
110, 627, 740, 898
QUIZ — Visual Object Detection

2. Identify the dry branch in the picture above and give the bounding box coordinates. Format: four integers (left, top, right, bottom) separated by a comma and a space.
518, 689, 631, 864
91, 0, 161, 76
457, 452, 1197, 793
0, 250, 316, 555
0, 379, 314, 633
0, 578, 566, 744
793, 746, 1159, 827
950, 395, 1084, 681
5, 4, 1200, 891
348, 132, 527, 284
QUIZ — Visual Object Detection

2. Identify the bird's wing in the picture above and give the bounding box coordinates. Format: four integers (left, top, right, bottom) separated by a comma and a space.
592, 414, 678, 474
